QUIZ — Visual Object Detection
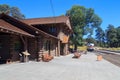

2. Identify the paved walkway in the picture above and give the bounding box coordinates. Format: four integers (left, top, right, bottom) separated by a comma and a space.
0, 52, 120, 80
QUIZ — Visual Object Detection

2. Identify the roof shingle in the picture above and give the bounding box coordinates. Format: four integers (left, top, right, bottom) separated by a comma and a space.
0, 19, 34, 37
22, 16, 72, 30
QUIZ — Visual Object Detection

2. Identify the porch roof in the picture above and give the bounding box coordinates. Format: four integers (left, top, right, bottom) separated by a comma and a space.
21, 16, 72, 30
0, 19, 34, 37
0, 13, 59, 40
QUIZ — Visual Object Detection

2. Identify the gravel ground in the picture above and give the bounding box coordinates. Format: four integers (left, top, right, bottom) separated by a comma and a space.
0, 52, 120, 80
101, 53, 120, 67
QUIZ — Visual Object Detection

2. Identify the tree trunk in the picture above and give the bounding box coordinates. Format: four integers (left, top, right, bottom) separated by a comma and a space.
74, 44, 77, 51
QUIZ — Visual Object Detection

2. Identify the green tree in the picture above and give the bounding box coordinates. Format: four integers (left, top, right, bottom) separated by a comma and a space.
116, 26, 120, 47
84, 8, 102, 37
0, 4, 10, 14
95, 26, 105, 47
10, 7, 25, 19
86, 37, 97, 46
106, 24, 118, 47
66, 5, 102, 50
66, 5, 85, 50
0, 4, 25, 19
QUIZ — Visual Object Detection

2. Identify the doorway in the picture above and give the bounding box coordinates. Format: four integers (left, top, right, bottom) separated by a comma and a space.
0, 34, 10, 64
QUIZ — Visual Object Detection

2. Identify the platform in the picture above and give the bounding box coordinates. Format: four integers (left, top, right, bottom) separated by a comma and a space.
0, 52, 120, 80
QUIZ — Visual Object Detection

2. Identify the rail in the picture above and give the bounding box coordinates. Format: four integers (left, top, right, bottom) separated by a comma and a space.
95, 50, 120, 55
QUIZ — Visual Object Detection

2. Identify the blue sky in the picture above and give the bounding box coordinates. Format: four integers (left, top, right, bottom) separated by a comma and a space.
0, 0, 120, 31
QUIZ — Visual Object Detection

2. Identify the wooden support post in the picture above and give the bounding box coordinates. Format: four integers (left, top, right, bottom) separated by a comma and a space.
65, 44, 68, 55
20, 36, 29, 62
37, 36, 43, 61
55, 46, 57, 56
57, 41, 60, 56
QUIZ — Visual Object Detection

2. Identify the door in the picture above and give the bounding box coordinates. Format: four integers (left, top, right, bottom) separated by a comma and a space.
0, 34, 10, 64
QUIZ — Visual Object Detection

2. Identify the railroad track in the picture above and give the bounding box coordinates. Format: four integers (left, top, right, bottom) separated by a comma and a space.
94, 50, 120, 67
95, 50, 120, 55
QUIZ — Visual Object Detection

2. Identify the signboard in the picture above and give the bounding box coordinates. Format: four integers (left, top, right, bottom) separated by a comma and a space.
62, 35, 69, 43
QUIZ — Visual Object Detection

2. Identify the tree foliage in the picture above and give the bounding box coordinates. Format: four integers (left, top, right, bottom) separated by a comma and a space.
86, 37, 97, 46
66, 5, 102, 50
95, 26, 105, 47
10, 7, 25, 19
0, 4, 10, 14
84, 8, 102, 36
0, 4, 25, 19
116, 26, 120, 47
106, 24, 117, 47
105, 24, 120, 47
97, 24, 120, 48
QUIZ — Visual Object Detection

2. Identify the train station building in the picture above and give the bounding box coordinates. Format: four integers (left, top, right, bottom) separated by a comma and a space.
0, 13, 72, 63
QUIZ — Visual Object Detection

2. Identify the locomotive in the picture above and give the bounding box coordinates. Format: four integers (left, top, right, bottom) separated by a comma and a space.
87, 43, 94, 51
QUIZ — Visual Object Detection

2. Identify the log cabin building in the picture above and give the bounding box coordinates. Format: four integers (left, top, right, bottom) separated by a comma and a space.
0, 13, 72, 64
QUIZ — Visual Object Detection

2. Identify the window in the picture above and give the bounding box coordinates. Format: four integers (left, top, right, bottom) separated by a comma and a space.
44, 40, 50, 51
14, 41, 22, 52
49, 27, 56, 33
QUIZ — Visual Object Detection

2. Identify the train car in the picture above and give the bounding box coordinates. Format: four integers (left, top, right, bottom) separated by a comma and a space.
87, 43, 94, 52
